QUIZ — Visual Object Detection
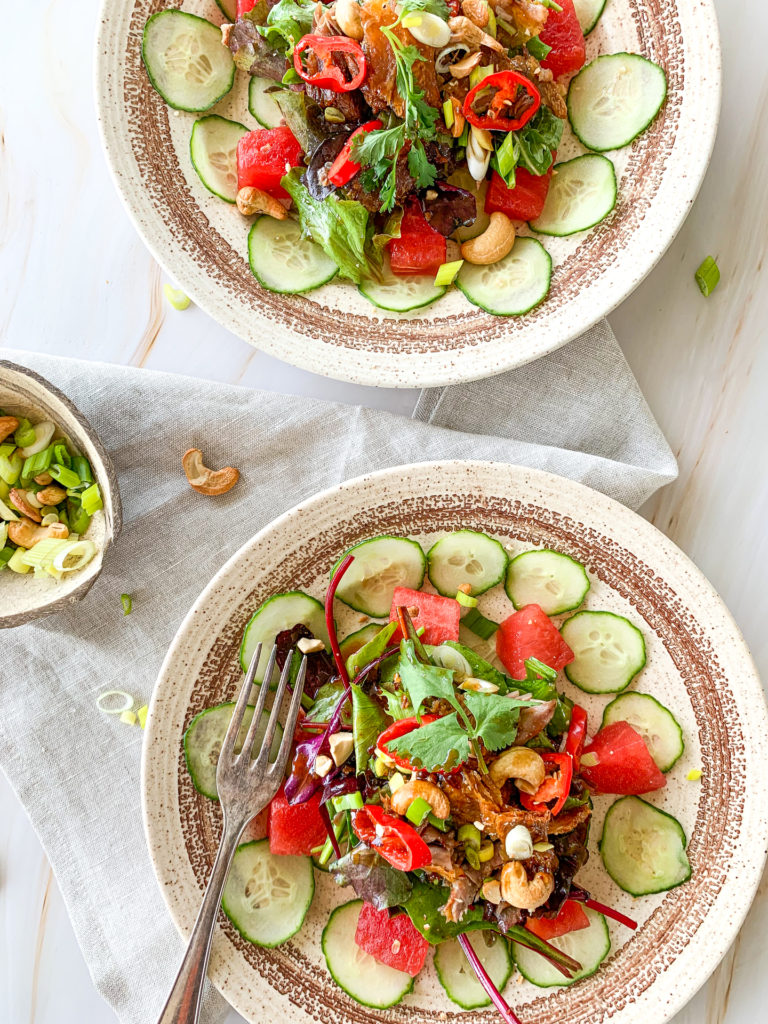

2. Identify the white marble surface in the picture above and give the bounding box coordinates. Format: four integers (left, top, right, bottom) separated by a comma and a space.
1, 1, 767, 1022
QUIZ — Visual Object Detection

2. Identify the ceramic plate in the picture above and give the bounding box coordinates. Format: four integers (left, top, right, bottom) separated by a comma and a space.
143, 461, 767, 1024
97, 1, 720, 387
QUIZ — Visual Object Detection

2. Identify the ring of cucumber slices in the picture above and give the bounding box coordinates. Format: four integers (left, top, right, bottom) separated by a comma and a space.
573, 0, 608, 35
221, 839, 314, 947
189, 115, 247, 203
322, 901, 414, 1008
512, 906, 610, 987
142, 11, 235, 113
435, 932, 512, 1008
505, 549, 590, 615
602, 692, 684, 772
530, 155, 617, 237
561, 610, 646, 693
427, 530, 509, 597
358, 259, 446, 313
248, 217, 338, 294
183, 702, 283, 799
248, 76, 284, 129
332, 536, 426, 617
457, 236, 552, 316
600, 795, 691, 895
240, 591, 330, 681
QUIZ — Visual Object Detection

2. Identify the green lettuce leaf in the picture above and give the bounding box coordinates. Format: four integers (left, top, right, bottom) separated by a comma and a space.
346, 622, 398, 680
403, 880, 494, 943
256, 0, 315, 54
350, 684, 391, 773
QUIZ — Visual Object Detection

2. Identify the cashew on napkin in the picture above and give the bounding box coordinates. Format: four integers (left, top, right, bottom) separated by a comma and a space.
0, 333, 675, 1024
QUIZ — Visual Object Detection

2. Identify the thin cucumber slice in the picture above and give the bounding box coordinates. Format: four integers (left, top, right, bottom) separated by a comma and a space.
600, 795, 691, 895
427, 530, 509, 598
215, 0, 237, 19
573, 0, 608, 35
568, 53, 667, 152
457, 237, 551, 316
248, 217, 338, 294
333, 536, 426, 617
435, 932, 512, 1008
240, 591, 330, 681
190, 115, 247, 203
505, 549, 590, 615
249, 76, 284, 128
530, 155, 617, 236
359, 258, 446, 313
142, 11, 235, 112
221, 839, 314, 946
183, 703, 283, 799
512, 906, 609, 986
322, 900, 414, 1008
339, 624, 381, 662
602, 692, 684, 772
561, 610, 646, 693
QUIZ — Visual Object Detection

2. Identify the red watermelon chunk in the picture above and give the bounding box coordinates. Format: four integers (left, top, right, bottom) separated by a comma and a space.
539, 0, 586, 79
354, 903, 429, 976
580, 722, 667, 795
268, 784, 328, 856
389, 587, 461, 646
496, 604, 574, 679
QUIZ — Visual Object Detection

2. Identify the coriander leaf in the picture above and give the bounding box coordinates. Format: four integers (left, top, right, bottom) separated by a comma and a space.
350, 684, 391, 773
397, 641, 457, 715
379, 686, 413, 721
463, 692, 537, 753
407, 141, 438, 189
403, 879, 494, 944
386, 712, 472, 771
397, 0, 450, 18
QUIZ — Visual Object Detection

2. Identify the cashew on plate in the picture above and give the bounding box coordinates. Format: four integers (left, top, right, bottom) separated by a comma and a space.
182, 448, 240, 496
461, 212, 516, 265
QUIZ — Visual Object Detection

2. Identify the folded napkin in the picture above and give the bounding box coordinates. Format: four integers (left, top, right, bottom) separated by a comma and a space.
0, 340, 675, 1024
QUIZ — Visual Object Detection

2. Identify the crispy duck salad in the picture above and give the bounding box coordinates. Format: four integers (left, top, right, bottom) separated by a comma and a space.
184, 530, 692, 1016
142, 0, 667, 315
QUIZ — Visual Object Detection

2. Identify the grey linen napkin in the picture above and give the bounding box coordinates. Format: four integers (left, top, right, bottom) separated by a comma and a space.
0, 340, 675, 1024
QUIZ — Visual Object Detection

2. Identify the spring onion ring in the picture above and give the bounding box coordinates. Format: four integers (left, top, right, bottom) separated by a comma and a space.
53, 539, 97, 572
97, 690, 135, 715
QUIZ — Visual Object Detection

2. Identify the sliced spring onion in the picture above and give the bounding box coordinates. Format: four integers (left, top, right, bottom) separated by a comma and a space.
72, 456, 94, 484
405, 796, 432, 825
137, 705, 149, 729
462, 607, 499, 640
40, 513, 59, 526
120, 710, 138, 726
434, 260, 464, 287
0, 454, 22, 486
527, 35, 552, 61
81, 483, 103, 516
428, 811, 451, 832
52, 539, 97, 573
18, 421, 55, 458
68, 502, 91, 535
487, 5, 497, 37
332, 792, 363, 813
121, 593, 133, 616
97, 690, 135, 715
469, 63, 495, 90
22, 445, 54, 481
455, 588, 479, 609
0, 523, 6, 547
49, 464, 81, 489
20, 538, 72, 569
443, 98, 455, 129
0, 443, 14, 459
7, 548, 32, 573
14, 419, 37, 448
0, 497, 20, 522
164, 283, 191, 310
0, 545, 15, 570
695, 256, 720, 296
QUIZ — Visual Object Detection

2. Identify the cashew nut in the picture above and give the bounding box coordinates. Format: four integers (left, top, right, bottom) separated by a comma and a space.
448, 51, 483, 79
448, 16, 503, 53
236, 187, 288, 220
390, 779, 451, 820
9, 489, 42, 523
447, 96, 466, 138
182, 449, 240, 496
34, 472, 53, 486
461, 0, 490, 28
489, 746, 545, 794
500, 860, 554, 911
0, 416, 19, 444
8, 517, 70, 549
36, 485, 67, 506
461, 212, 516, 266
335, 0, 363, 40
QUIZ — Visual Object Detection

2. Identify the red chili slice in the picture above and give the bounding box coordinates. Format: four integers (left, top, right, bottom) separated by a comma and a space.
327, 120, 383, 187
520, 752, 574, 817
565, 704, 588, 771
352, 805, 432, 871
293, 34, 367, 93
463, 70, 541, 132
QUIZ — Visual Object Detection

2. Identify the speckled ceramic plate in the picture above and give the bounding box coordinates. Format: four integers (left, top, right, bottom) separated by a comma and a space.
143, 461, 766, 1024
96, 1, 720, 387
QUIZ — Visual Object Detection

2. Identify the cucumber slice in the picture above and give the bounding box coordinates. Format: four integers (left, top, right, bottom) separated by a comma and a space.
435, 932, 512, 1008
427, 530, 509, 598
513, 907, 609, 987
322, 900, 414, 1008
240, 591, 330, 681
561, 610, 646, 693
190, 115, 247, 203
142, 11, 235, 112
183, 703, 283, 799
573, 0, 607, 35
249, 76, 284, 128
457, 236, 551, 315
568, 54, 667, 153
505, 549, 590, 615
248, 217, 338, 294
333, 536, 426, 617
530, 155, 617, 237
602, 692, 684, 772
221, 839, 314, 946
359, 258, 446, 313
600, 795, 691, 895
215, 0, 237, 19
339, 623, 381, 662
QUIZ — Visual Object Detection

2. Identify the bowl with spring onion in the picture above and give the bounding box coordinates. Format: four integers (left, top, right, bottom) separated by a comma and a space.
0, 360, 123, 628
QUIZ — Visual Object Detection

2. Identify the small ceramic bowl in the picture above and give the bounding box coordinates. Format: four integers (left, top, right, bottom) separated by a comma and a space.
0, 359, 123, 628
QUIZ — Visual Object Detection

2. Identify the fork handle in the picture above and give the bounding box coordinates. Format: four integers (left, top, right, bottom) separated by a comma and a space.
155, 815, 245, 1024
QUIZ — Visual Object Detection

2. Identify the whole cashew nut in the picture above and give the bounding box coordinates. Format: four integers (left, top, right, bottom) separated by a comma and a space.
0, 416, 19, 444
489, 746, 545, 794
500, 859, 554, 911
8, 517, 70, 549
9, 489, 43, 523
461, 0, 490, 28
461, 212, 516, 266
335, 0, 364, 40
36, 485, 67, 506
182, 449, 240, 496
236, 187, 288, 220
390, 779, 451, 820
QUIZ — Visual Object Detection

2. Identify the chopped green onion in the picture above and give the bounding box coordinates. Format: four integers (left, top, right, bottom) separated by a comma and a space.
0, 545, 14, 571
14, 419, 37, 448
41, 513, 59, 527
458, 123, 469, 148
526, 35, 552, 60
465, 846, 480, 869
486, 4, 497, 37
72, 456, 94, 484
695, 255, 720, 296
477, 840, 495, 862
67, 500, 90, 535
469, 63, 495, 90
427, 812, 451, 832
53, 443, 71, 469
22, 444, 54, 482
405, 796, 432, 826
434, 260, 464, 287
455, 588, 478, 609
121, 593, 133, 616
0, 443, 15, 459
0, 453, 22, 486
7, 548, 32, 574
495, 131, 518, 186
20, 538, 71, 570
137, 705, 149, 729
48, 464, 80, 489
462, 607, 499, 640
52, 539, 96, 573
401, 12, 423, 27
120, 710, 138, 726
81, 483, 103, 516
332, 792, 364, 813
458, 823, 482, 849
0, 496, 20, 522
442, 98, 455, 129
97, 690, 135, 715
163, 283, 191, 310
687, 769, 702, 781
541, 0, 562, 10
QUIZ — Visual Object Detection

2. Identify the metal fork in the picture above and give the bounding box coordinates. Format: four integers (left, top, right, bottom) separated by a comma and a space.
156, 644, 307, 1024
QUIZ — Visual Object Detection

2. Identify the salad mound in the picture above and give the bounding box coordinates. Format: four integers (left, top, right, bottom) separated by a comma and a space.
185, 530, 692, 1015
142, 0, 667, 316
